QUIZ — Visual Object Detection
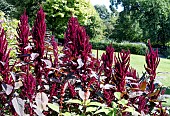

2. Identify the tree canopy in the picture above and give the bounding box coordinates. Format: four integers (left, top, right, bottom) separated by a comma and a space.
110, 0, 170, 45
43, 0, 104, 39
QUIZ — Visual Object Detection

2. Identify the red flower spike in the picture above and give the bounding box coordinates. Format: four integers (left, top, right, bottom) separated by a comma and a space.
32, 7, 46, 58
101, 45, 114, 83
49, 83, 57, 101
0, 26, 12, 84
68, 83, 77, 97
63, 16, 92, 60
145, 40, 160, 92
127, 67, 138, 80
114, 50, 130, 92
138, 96, 149, 114
103, 89, 114, 106
51, 36, 58, 67
63, 17, 79, 57
127, 67, 139, 88
32, 7, 47, 90
60, 82, 68, 110
22, 73, 36, 102
0, 26, 14, 114
16, 10, 30, 62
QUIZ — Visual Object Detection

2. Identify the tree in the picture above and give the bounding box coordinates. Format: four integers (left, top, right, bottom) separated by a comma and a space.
94, 5, 117, 39
5, 0, 44, 25
109, 0, 143, 42
94, 5, 111, 20
43, 0, 104, 40
110, 0, 170, 46
110, 12, 143, 42
0, 0, 15, 16
138, 0, 170, 46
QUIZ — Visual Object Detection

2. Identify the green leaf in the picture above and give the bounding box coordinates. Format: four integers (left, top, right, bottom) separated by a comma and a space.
65, 99, 82, 105
58, 13, 65, 18
118, 99, 128, 106
62, 112, 72, 116
94, 108, 111, 115
88, 102, 105, 107
108, 110, 116, 116
114, 92, 121, 100
84, 99, 91, 106
111, 102, 118, 108
86, 107, 97, 112
0, 75, 3, 81
47, 103, 59, 113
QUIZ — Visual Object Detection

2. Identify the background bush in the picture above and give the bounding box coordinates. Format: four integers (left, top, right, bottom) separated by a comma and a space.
161, 47, 170, 59
90, 40, 148, 55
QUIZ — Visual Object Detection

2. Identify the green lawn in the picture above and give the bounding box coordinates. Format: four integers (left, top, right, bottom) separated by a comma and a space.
92, 49, 170, 87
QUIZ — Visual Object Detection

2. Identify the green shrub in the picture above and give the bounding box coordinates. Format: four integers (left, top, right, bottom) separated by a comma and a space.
161, 47, 170, 59
90, 41, 148, 55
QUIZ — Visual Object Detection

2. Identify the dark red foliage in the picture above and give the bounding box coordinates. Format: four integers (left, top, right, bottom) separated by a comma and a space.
16, 10, 30, 63
0, 26, 12, 84
145, 40, 160, 92
32, 7, 46, 58
101, 45, 114, 84
51, 36, 58, 68
22, 73, 36, 102
114, 50, 130, 92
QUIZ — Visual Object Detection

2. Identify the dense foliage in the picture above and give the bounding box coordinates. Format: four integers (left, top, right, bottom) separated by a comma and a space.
5, 0, 44, 24
0, 7, 169, 116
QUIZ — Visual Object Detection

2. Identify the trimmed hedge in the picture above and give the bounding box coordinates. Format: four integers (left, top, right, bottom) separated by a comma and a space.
90, 41, 148, 55
161, 47, 170, 59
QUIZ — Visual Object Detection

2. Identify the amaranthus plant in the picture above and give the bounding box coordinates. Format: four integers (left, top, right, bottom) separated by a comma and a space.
0, 26, 18, 115
0, 6, 169, 116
